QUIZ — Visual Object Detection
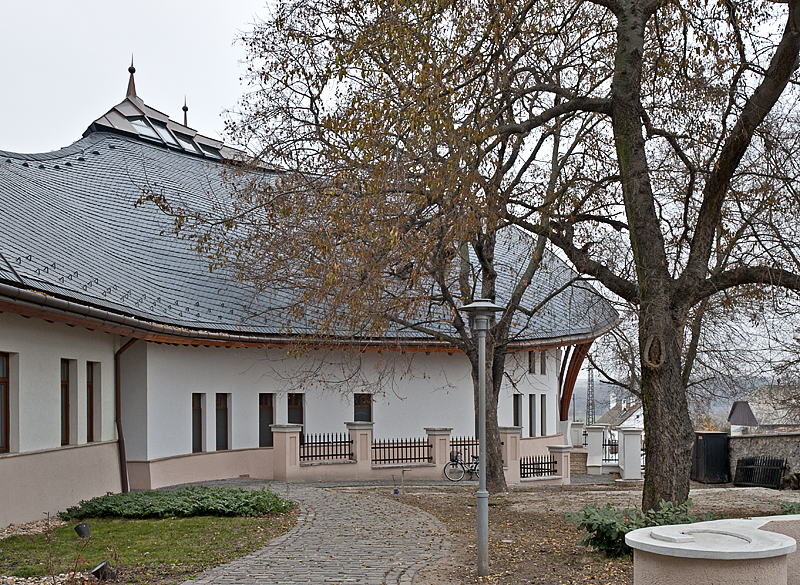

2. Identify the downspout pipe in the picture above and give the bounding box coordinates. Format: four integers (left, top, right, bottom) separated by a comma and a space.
115, 338, 138, 493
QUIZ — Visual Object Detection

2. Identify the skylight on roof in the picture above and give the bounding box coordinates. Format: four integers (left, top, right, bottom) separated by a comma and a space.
199, 144, 222, 159
129, 117, 160, 141
153, 123, 180, 147
174, 134, 200, 154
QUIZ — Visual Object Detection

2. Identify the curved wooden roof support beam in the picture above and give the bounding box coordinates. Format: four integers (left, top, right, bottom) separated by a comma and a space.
559, 340, 594, 421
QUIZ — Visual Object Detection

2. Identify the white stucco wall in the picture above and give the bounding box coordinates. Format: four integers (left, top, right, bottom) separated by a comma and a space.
0, 312, 117, 453
126, 343, 564, 461
119, 340, 149, 460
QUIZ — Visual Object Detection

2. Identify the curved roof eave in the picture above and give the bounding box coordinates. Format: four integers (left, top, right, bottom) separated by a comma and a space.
0, 281, 616, 351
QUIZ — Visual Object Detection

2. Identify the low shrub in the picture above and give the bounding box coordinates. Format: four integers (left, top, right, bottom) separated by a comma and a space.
60, 486, 293, 520
778, 501, 800, 515
566, 499, 721, 558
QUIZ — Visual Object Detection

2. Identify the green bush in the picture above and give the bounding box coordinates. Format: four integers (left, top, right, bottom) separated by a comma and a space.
566, 499, 721, 558
60, 486, 293, 520
778, 501, 800, 515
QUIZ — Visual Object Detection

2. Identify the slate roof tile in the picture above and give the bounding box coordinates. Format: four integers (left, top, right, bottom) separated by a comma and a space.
0, 132, 618, 343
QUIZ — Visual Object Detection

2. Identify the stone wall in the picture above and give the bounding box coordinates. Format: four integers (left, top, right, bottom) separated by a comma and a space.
728, 432, 800, 480
571, 449, 587, 475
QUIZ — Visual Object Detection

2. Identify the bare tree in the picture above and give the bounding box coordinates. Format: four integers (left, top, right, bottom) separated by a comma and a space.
150, 0, 800, 508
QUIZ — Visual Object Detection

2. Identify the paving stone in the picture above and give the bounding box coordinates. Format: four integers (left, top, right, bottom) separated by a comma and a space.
182, 480, 450, 585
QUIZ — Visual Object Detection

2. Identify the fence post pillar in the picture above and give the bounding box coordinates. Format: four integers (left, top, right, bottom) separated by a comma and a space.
585, 425, 606, 475
548, 444, 572, 484
570, 422, 585, 448
346, 421, 374, 477
425, 428, 452, 465
557, 420, 573, 446
619, 428, 643, 480
499, 427, 522, 485
270, 424, 303, 481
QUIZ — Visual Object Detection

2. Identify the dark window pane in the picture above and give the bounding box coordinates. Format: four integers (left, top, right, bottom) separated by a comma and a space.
287, 393, 303, 425
192, 393, 203, 453
354, 394, 371, 422
86, 363, 95, 443
61, 359, 69, 445
529, 394, 536, 438
216, 393, 228, 450
0, 353, 7, 452
0, 382, 7, 453
513, 394, 522, 428
541, 394, 547, 436
259, 393, 273, 447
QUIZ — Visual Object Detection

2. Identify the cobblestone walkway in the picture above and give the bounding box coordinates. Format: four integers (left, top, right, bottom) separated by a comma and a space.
185, 481, 451, 585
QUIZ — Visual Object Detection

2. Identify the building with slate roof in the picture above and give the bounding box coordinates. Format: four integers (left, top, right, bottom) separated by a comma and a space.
595, 393, 644, 442
0, 67, 618, 526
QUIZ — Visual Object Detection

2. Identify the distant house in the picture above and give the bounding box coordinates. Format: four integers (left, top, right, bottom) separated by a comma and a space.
729, 386, 800, 435
596, 393, 643, 439
0, 67, 619, 526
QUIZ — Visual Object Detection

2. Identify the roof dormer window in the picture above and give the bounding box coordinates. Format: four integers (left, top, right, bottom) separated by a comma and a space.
128, 117, 160, 141
199, 144, 222, 159
174, 133, 200, 154
152, 122, 180, 147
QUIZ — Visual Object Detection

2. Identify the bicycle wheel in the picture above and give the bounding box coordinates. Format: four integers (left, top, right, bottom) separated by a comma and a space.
443, 461, 465, 481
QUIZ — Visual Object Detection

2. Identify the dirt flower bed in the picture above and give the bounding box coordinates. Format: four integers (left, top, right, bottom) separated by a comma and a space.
345, 481, 800, 585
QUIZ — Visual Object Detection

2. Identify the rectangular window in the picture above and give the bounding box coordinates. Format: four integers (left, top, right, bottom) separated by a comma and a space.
528, 351, 535, 374
540, 350, 547, 375
0, 353, 8, 453
86, 362, 95, 442
259, 393, 274, 447
354, 393, 372, 422
528, 394, 536, 438
513, 394, 522, 428
192, 393, 203, 453
61, 359, 70, 445
216, 393, 229, 451
540, 394, 547, 436
287, 393, 304, 425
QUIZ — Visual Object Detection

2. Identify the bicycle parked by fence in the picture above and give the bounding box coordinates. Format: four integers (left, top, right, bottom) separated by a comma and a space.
443, 450, 479, 481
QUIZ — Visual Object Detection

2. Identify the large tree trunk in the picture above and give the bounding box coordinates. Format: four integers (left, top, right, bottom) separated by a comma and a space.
468, 341, 508, 494
638, 294, 695, 511
611, 5, 695, 510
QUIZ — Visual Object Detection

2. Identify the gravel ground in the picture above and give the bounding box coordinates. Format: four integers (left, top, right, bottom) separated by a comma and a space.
4, 479, 800, 585
345, 479, 800, 585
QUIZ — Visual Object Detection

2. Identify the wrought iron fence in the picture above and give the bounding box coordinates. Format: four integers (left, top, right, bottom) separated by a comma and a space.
520, 455, 557, 478
372, 437, 432, 464
450, 436, 479, 460
299, 433, 353, 461
602, 438, 619, 463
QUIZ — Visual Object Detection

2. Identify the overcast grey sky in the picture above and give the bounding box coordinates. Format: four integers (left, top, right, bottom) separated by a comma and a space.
0, 0, 268, 154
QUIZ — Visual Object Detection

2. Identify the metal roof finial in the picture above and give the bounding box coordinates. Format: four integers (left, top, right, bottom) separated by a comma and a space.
182, 96, 188, 127
126, 55, 137, 99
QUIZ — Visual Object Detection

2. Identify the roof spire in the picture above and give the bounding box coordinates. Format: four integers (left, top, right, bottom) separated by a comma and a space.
126, 55, 137, 99
182, 96, 188, 127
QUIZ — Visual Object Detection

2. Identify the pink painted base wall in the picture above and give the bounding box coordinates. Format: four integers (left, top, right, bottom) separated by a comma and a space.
0, 441, 122, 527
127, 448, 275, 490
519, 435, 562, 457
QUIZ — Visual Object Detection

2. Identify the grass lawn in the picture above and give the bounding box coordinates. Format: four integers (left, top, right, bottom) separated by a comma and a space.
0, 511, 298, 584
